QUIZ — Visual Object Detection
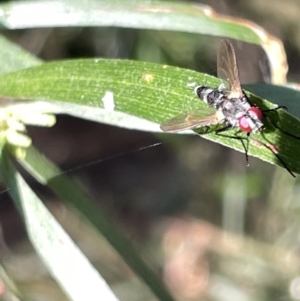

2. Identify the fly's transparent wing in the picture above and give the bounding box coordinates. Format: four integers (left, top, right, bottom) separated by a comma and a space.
217, 39, 243, 99
160, 112, 222, 132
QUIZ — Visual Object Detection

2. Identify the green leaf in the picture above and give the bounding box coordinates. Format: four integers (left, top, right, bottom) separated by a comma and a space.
17, 145, 176, 301
0, 148, 121, 301
0, 0, 259, 42
0, 59, 300, 175
0, 0, 286, 82
0, 35, 41, 74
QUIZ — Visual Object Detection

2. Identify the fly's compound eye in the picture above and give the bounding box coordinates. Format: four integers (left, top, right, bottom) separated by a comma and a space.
238, 115, 252, 132
238, 107, 263, 132
248, 107, 263, 120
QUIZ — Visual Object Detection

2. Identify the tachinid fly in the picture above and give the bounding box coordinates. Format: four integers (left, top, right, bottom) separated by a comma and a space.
194, 39, 264, 135
160, 39, 299, 177
194, 85, 263, 134
160, 40, 264, 134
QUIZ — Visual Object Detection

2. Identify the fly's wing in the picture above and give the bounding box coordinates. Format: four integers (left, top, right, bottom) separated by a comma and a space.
217, 39, 243, 99
160, 111, 222, 132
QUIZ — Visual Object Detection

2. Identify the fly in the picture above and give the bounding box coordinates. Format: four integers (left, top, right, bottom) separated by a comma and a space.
160, 40, 263, 134
195, 39, 264, 134
160, 39, 298, 177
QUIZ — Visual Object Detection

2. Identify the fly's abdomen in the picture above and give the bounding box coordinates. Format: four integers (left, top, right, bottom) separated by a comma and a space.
194, 85, 225, 109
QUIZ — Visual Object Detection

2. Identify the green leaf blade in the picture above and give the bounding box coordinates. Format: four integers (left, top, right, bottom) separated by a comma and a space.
0, 35, 41, 74
0, 148, 120, 301
0, 0, 287, 83
1, 59, 300, 175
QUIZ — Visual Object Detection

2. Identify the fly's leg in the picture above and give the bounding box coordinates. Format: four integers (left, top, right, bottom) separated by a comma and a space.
194, 123, 249, 163
197, 120, 249, 159
242, 91, 293, 136
242, 90, 299, 140
194, 125, 213, 135
250, 135, 296, 178
262, 106, 288, 113
262, 106, 300, 139
196, 123, 233, 136
196, 121, 296, 177
214, 124, 250, 166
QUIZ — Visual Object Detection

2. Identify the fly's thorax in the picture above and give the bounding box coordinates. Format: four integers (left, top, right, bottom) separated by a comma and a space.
224, 97, 251, 112
233, 95, 251, 108
222, 99, 236, 113
194, 86, 225, 108
220, 99, 244, 125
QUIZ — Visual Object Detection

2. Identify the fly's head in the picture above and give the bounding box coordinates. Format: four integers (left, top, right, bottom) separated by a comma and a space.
238, 107, 264, 133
